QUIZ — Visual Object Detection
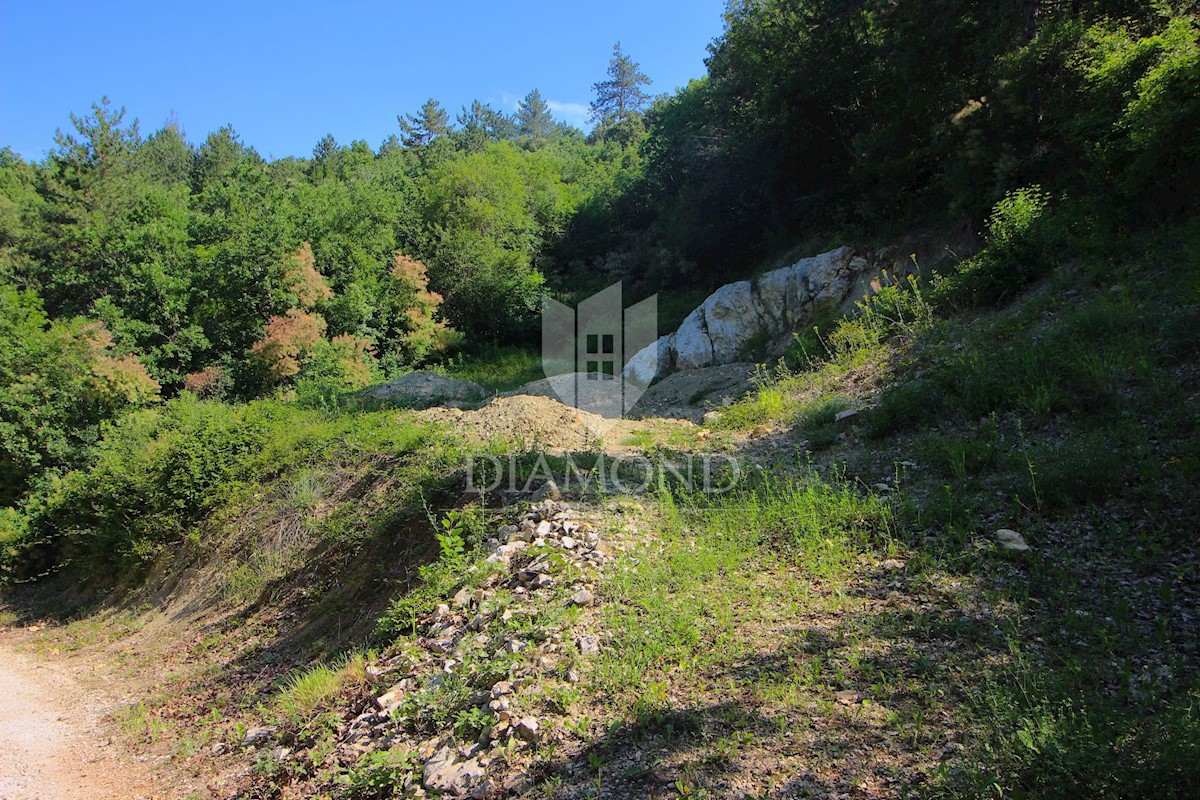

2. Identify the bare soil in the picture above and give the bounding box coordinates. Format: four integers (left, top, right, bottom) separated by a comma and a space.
0, 630, 163, 800
419, 393, 697, 453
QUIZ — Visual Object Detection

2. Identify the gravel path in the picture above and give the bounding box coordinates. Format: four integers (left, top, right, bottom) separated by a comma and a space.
0, 643, 159, 800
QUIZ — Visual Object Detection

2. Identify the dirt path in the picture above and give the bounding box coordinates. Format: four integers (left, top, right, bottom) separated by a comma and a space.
0, 642, 161, 800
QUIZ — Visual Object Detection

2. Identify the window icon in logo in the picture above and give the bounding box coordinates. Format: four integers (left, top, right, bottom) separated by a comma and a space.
542, 282, 658, 429
585, 334, 616, 380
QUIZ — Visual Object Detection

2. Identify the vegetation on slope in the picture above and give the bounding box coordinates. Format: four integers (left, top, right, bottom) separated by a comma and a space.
0, 2, 1198, 799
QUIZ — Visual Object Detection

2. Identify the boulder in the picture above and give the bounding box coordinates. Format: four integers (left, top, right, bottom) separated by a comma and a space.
674, 306, 714, 370
636, 246, 870, 380
754, 261, 806, 331
623, 333, 675, 386
701, 281, 764, 363
359, 371, 486, 409
514, 717, 540, 743
803, 247, 860, 309
532, 480, 561, 503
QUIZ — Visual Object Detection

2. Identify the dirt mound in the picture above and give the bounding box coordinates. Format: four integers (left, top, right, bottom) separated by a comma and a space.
629, 361, 758, 420
360, 371, 487, 408
420, 394, 695, 453
421, 395, 607, 451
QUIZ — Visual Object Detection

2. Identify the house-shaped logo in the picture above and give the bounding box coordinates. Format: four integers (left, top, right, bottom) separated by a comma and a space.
542, 283, 657, 435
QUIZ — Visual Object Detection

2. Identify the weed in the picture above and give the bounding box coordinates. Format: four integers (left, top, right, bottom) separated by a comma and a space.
272, 651, 371, 734
336, 747, 417, 798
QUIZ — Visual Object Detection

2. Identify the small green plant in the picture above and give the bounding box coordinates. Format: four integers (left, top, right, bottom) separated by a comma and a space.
565, 714, 593, 742
378, 506, 487, 636
336, 748, 417, 798
436, 508, 468, 564
933, 186, 1055, 309
453, 705, 495, 739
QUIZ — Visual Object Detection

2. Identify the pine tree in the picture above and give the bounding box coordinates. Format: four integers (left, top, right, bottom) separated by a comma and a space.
313, 133, 339, 164
516, 89, 556, 146
377, 134, 401, 156
397, 98, 450, 149
589, 42, 652, 129
455, 100, 516, 152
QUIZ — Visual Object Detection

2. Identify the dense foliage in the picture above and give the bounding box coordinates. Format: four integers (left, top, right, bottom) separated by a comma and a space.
585, 1, 1200, 287
1, 5, 1197, 567
0, 46, 652, 502
0, 41, 667, 401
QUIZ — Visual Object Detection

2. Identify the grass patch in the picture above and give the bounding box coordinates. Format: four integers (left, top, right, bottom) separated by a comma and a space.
435, 344, 544, 391
272, 651, 372, 734
595, 477, 894, 709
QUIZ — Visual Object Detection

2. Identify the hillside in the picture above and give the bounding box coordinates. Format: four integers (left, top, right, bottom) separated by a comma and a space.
1, 2, 1199, 799
2, 212, 1198, 799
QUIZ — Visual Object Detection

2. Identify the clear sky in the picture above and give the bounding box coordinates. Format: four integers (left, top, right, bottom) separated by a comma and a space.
0, 0, 727, 162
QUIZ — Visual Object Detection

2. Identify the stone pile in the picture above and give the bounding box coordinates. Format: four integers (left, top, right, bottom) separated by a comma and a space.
328, 495, 607, 798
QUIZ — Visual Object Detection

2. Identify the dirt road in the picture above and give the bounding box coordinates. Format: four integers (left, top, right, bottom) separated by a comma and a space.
0, 643, 160, 800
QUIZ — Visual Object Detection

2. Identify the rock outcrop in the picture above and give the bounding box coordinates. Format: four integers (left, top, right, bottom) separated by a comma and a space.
627, 247, 870, 381
625, 243, 932, 382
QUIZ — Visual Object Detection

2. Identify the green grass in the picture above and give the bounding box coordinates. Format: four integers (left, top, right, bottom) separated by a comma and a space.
594, 477, 895, 710
434, 344, 545, 391
272, 651, 372, 733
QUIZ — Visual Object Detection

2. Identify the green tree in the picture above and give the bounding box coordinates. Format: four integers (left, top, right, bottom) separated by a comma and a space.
515, 89, 556, 147
590, 42, 652, 142
419, 143, 570, 338
0, 283, 159, 504
136, 120, 193, 186
398, 98, 451, 149
310, 133, 341, 179
454, 100, 516, 153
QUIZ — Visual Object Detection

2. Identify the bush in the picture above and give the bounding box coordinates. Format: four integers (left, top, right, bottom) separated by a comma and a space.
1071, 15, 1200, 217
933, 187, 1056, 309
1, 391, 466, 582
25, 397, 270, 567
0, 283, 160, 504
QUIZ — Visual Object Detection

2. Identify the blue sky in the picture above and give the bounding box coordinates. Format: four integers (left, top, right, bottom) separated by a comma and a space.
0, 0, 727, 161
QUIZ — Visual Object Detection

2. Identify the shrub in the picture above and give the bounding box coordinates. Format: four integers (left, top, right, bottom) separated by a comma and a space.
933, 187, 1056, 309
337, 748, 417, 799
1071, 15, 1200, 216
251, 310, 328, 379
0, 283, 160, 504
29, 397, 270, 566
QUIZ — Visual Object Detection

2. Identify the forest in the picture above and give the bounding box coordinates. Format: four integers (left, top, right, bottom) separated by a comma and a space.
1, 2, 1199, 798
3, 2, 1197, 511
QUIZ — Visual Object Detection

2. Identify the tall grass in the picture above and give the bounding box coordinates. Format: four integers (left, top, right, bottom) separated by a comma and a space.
434, 344, 544, 391
273, 652, 373, 734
